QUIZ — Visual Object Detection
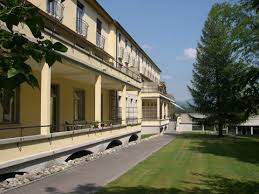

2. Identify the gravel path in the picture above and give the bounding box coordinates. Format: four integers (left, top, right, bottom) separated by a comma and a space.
5, 135, 175, 194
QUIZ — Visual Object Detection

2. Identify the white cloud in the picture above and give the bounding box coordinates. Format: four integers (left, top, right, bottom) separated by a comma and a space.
176, 48, 197, 61
162, 74, 172, 80
142, 43, 153, 51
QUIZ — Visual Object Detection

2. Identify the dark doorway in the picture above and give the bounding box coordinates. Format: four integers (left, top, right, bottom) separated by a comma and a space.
51, 84, 59, 132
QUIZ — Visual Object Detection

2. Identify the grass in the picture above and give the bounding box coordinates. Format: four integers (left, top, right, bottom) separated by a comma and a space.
141, 134, 156, 139
98, 134, 259, 194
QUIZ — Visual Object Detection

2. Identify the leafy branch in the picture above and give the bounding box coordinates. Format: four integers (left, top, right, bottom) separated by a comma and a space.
0, 0, 67, 91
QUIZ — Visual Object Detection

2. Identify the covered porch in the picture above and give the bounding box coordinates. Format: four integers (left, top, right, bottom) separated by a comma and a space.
0, 57, 142, 172
0, 57, 142, 139
141, 93, 172, 134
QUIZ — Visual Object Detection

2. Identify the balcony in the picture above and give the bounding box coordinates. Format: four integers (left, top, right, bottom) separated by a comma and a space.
76, 18, 89, 37
96, 33, 105, 49
142, 82, 160, 92
116, 62, 141, 82
142, 82, 173, 100
131, 58, 136, 67
118, 47, 125, 59
47, 0, 64, 21
124, 52, 131, 64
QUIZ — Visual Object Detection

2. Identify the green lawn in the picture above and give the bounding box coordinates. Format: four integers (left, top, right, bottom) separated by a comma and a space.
98, 135, 259, 194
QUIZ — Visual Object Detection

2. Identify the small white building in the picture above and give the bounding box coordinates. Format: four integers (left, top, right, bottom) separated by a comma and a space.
176, 113, 259, 135
176, 113, 206, 132
231, 116, 259, 135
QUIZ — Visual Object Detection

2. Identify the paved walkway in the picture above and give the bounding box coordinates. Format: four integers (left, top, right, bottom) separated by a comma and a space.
6, 135, 174, 194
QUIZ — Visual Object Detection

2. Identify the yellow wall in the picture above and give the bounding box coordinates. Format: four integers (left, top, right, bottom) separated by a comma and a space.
0, 125, 141, 163
29, 0, 113, 56
0, 74, 113, 138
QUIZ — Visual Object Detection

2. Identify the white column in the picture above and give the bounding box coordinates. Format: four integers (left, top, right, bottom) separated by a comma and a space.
214, 125, 217, 132
137, 91, 142, 123
41, 62, 51, 135
202, 124, 205, 131
162, 102, 165, 120
236, 127, 238, 135
95, 75, 102, 122
251, 126, 254, 136
157, 98, 160, 120
166, 103, 169, 119
121, 85, 127, 125
226, 126, 229, 135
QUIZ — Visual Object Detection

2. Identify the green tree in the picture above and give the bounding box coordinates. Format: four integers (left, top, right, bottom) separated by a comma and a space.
188, 3, 259, 137
0, 0, 67, 94
214, 1, 259, 65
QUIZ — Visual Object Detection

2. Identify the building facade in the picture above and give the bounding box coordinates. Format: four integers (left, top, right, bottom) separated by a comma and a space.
176, 113, 259, 135
115, 22, 174, 134
0, 0, 174, 174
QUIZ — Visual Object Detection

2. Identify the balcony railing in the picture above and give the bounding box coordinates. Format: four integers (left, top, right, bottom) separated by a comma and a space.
142, 82, 173, 99
0, 118, 134, 139
124, 52, 131, 64
118, 47, 125, 59
47, 0, 64, 21
116, 62, 141, 82
142, 82, 160, 92
96, 33, 105, 49
76, 18, 89, 37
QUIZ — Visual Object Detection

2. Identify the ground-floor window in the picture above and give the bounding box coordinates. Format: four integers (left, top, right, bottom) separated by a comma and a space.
73, 89, 85, 121
142, 100, 157, 120
0, 89, 19, 123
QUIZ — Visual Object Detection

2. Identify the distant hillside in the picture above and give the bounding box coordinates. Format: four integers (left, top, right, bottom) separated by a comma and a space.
176, 99, 193, 108
174, 99, 194, 114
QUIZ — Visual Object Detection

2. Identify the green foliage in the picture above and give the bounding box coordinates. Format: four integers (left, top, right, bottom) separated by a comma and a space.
213, 1, 259, 65
0, 0, 67, 92
188, 2, 259, 136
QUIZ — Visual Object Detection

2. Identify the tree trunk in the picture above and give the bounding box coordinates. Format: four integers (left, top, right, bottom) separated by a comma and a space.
218, 123, 223, 137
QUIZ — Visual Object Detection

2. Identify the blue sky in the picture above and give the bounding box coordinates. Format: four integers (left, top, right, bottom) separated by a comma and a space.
98, 0, 221, 101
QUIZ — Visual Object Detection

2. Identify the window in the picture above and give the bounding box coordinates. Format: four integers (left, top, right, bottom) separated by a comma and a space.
125, 40, 128, 48
0, 89, 19, 123
47, 0, 55, 15
97, 18, 102, 35
76, 1, 84, 33
118, 33, 121, 42
73, 89, 85, 121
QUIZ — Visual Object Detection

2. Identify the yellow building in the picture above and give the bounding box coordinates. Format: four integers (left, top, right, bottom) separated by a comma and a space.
115, 22, 174, 134
0, 0, 174, 174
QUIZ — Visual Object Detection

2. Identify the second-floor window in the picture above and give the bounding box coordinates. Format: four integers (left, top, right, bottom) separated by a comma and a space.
96, 19, 105, 49
76, 1, 84, 33
47, 0, 64, 21
97, 19, 102, 35
118, 33, 121, 42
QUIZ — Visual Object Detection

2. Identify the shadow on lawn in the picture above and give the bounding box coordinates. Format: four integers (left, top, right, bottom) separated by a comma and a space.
44, 173, 259, 194
184, 135, 259, 165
